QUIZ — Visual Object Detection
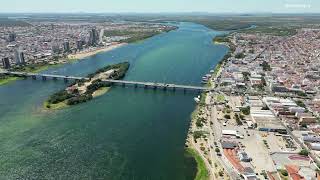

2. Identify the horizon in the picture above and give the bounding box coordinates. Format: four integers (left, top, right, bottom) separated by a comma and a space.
1, 0, 320, 14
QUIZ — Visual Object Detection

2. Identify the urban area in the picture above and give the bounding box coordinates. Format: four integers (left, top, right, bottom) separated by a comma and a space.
0, 21, 175, 73
187, 26, 320, 180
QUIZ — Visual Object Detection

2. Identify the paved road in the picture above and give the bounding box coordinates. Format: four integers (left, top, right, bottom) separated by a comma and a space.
1, 71, 214, 92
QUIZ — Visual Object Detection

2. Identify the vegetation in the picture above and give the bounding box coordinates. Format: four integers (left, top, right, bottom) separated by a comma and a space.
299, 149, 309, 156
295, 100, 306, 108
46, 62, 130, 108
215, 94, 225, 102
196, 117, 206, 128
279, 169, 288, 177
242, 72, 250, 81
224, 114, 231, 119
213, 35, 230, 43
297, 92, 307, 97
240, 106, 251, 115
261, 61, 272, 71
0, 62, 61, 86
193, 131, 208, 140
240, 26, 297, 36
104, 26, 177, 43
185, 148, 210, 180
235, 52, 246, 59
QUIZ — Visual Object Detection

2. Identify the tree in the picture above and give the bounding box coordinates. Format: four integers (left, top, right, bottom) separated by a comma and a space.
299, 149, 309, 156
235, 52, 245, 59
261, 61, 272, 71
280, 169, 288, 176
224, 114, 231, 119
241, 106, 251, 115
215, 148, 220, 153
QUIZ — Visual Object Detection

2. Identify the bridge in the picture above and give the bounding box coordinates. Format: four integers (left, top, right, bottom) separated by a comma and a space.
0, 70, 214, 92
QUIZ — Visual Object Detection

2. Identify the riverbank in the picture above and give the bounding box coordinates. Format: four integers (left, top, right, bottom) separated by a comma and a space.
68, 43, 126, 60
185, 34, 232, 180
0, 43, 126, 86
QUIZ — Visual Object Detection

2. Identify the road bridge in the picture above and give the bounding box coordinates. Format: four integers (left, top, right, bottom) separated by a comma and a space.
1, 70, 214, 92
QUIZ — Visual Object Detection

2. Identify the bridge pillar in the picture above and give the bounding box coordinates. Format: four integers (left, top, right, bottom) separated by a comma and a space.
122, 83, 126, 87
144, 85, 148, 89
31, 75, 36, 80
64, 78, 68, 83
53, 77, 58, 81
153, 86, 157, 90
184, 88, 187, 93
134, 84, 138, 88
163, 86, 167, 91
42, 76, 47, 81
172, 87, 176, 92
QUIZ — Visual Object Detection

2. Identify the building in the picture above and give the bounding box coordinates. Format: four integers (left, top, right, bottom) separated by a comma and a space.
2, 57, 10, 69
8, 33, 16, 42
14, 49, 25, 65
52, 44, 60, 54
238, 152, 252, 162
63, 41, 70, 53
76, 40, 84, 50
296, 113, 317, 125
88, 28, 99, 46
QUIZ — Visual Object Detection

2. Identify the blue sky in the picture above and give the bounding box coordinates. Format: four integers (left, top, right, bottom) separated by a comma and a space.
2, 0, 320, 13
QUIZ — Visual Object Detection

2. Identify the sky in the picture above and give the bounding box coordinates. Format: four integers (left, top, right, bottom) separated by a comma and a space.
1, 0, 320, 13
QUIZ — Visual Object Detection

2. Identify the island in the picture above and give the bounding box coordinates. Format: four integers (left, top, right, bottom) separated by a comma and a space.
45, 62, 129, 109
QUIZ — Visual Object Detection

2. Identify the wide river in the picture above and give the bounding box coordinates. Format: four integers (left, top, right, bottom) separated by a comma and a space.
0, 22, 228, 179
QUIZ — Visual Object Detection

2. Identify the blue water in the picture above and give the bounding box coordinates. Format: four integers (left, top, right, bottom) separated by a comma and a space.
0, 22, 228, 179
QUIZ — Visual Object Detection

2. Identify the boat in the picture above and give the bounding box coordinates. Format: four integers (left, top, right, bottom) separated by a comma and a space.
194, 95, 201, 103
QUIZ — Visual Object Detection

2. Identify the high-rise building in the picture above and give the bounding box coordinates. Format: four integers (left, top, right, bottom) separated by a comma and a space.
2, 57, 11, 69
88, 28, 99, 46
8, 33, 16, 42
63, 41, 70, 53
14, 49, 26, 65
76, 40, 84, 50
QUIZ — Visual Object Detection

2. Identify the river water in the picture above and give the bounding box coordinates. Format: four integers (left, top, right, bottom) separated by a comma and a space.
0, 22, 228, 179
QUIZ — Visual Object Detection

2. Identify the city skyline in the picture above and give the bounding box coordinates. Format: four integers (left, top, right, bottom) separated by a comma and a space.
1, 0, 320, 13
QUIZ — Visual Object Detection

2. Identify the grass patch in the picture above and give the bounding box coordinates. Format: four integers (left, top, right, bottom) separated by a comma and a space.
186, 148, 210, 180
0, 76, 20, 85
215, 94, 225, 102
44, 101, 69, 110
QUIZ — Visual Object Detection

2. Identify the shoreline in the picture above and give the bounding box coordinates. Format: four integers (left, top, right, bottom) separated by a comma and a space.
68, 43, 126, 60
186, 35, 231, 180
0, 43, 126, 86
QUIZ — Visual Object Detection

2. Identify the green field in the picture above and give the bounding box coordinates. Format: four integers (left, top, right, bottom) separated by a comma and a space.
185, 148, 209, 180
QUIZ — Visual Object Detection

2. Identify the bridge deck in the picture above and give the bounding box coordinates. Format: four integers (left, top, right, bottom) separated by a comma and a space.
0, 71, 212, 91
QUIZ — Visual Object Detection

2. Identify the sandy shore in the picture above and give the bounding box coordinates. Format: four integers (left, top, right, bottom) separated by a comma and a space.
68, 43, 127, 60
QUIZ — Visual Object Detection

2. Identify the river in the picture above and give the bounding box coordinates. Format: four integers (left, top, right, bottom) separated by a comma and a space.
0, 22, 228, 179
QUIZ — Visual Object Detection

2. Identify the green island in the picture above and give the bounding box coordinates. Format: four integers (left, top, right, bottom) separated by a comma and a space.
45, 62, 130, 109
